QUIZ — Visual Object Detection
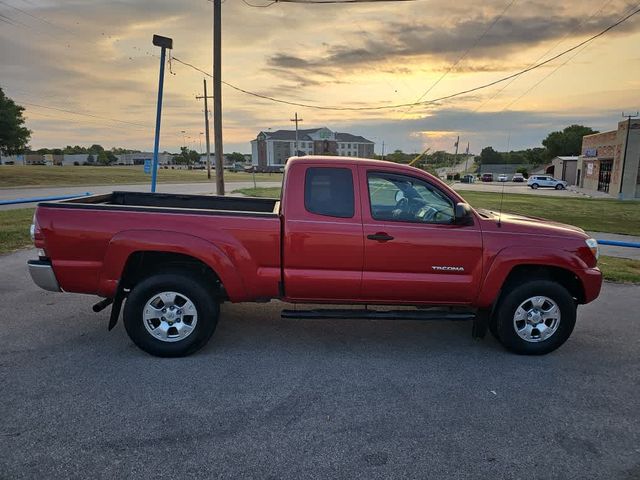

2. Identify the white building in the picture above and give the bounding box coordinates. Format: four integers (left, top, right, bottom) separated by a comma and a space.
251, 127, 375, 168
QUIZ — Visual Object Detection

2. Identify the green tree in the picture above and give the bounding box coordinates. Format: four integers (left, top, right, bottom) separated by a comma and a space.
88, 144, 105, 154
479, 146, 502, 164
0, 88, 31, 155
176, 147, 200, 165
227, 152, 246, 164
542, 125, 598, 158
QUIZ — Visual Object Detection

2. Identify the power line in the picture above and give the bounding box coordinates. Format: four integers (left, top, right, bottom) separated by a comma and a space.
402, 0, 517, 117
239, 0, 413, 5
170, 7, 640, 112
474, 0, 616, 112
15, 99, 152, 129
499, 2, 637, 111
240, 0, 276, 7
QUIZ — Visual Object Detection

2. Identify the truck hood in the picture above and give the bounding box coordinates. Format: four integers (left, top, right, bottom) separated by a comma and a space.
476, 209, 589, 239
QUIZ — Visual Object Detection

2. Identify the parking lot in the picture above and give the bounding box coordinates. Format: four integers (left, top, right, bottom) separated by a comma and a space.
453, 181, 584, 197
1, 248, 639, 479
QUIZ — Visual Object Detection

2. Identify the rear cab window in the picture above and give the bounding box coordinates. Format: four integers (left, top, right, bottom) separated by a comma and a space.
304, 167, 355, 218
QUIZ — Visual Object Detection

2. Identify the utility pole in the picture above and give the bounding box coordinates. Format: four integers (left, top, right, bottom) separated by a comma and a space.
196, 79, 214, 180
464, 141, 470, 173
381, 141, 385, 160
453, 135, 459, 178
150, 34, 173, 193
290, 112, 303, 156
213, 0, 224, 195
620, 111, 638, 197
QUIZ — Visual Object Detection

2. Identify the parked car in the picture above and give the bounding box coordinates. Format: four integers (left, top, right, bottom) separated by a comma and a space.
225, 163, 245, 173
461, 174, 475, 184
528, 175, 568, 190
498, 174, 509, 182
512, 173, 525, 183
28, 156, 601, 357
481, 173, 493, 182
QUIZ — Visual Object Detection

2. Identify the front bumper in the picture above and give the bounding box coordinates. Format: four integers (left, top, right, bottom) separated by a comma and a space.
27, 260, 61, 292
579, 267, 603, 304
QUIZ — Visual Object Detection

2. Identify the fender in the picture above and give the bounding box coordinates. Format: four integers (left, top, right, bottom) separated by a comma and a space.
97, 230, 247, 301
476, 245, 590, 308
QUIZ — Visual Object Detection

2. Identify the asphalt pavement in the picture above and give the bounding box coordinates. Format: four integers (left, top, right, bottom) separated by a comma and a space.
1, 248, 639, 479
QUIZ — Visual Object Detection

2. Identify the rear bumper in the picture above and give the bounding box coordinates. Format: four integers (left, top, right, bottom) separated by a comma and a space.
579, 267, 603, 304
27, 260, 61, 292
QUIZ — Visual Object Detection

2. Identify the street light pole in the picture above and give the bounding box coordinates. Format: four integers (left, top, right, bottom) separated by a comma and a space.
150, 34, 173, 193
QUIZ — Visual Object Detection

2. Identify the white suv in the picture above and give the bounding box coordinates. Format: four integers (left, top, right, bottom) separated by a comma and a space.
527, 175, 568, 190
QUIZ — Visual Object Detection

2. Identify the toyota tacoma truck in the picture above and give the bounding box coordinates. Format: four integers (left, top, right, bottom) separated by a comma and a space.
28, 156, 602, 357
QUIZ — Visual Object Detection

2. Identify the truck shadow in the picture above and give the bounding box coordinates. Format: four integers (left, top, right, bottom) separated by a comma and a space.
203, 301, 505, 358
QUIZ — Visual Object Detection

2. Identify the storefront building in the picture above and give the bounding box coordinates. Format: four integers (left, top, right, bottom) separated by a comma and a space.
578, 119, 640, 199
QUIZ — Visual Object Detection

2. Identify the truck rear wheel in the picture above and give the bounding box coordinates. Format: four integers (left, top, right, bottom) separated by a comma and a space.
123, 271, 219, 357
494, 280, 576, 355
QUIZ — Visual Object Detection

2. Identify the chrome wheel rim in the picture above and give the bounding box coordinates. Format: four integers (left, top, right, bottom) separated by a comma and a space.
513, 296, 561, 343
143, 291, 198, 343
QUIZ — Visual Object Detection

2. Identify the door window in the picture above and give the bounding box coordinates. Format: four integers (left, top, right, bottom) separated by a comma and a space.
367, 172, 454, 224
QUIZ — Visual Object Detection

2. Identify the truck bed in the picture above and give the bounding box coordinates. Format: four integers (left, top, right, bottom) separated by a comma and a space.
40, 191, 279, 216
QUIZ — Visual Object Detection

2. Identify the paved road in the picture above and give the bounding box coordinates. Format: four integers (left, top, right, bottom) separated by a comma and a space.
1, 249, 639, 479
453, 182, 583, 197
588, 232, 640, 260
0, 181, 282, 210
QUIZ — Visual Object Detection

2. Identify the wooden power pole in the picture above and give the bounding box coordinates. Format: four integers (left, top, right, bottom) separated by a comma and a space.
196, 79, 213, 180
290, 112, 303, 155
213, 0, 224, 195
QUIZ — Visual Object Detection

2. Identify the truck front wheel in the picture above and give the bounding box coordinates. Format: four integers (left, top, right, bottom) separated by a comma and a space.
494, 280, 576, 355
123, 271, 219, 357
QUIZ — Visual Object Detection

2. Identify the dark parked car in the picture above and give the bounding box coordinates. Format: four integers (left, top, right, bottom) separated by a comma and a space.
461, 174, 475, 184
481, 173, 493, 182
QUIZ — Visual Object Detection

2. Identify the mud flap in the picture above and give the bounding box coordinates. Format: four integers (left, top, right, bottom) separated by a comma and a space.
108, 287, 126, 331
472, 309, 490, 339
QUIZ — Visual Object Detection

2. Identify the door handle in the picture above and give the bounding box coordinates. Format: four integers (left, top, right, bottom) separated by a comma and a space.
367, 232, 394, 242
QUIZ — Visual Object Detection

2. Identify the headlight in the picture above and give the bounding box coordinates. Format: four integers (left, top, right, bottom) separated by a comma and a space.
585, 238, 599, 261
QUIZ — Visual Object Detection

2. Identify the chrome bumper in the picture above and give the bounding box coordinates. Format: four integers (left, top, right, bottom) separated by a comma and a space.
27, 260, 61, 292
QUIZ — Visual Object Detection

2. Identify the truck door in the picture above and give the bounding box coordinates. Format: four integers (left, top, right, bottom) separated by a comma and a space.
282, 163, 364, 301
359, 167, 483, 304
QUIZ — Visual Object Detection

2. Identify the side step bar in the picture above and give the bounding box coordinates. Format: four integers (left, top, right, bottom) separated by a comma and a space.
281, 308, 475, 321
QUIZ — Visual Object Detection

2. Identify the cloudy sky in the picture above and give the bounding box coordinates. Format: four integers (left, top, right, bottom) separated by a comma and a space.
1, 0, 639, 154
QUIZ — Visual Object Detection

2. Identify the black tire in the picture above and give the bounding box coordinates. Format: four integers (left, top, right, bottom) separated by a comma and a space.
123, 270, 219, 357
555, 184, 564, 190
494, 280, 576, 355
530, 183, 539, 189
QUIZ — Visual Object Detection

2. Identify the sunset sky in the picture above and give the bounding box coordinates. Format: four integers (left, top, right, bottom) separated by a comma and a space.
1, 0, 639, 155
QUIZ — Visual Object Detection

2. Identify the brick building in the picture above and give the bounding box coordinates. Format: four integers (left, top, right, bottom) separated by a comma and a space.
578, 119, 640, 199
250, 127, 375, 168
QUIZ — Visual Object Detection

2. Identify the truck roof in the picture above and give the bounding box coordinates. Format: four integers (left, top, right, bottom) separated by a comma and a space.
286, 155, 432, 177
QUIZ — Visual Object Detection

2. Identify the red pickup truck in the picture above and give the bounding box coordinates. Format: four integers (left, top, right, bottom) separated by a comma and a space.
28, 156, 602, 357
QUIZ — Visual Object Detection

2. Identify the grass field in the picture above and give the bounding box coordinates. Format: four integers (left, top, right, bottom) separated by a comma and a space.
598, 256, 640, 284
0, 166, 282, 188
234, 187, 640, 236
0, 208, 34, 255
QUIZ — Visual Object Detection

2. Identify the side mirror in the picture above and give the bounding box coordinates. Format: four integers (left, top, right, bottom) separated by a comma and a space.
394, 190, 405, 202
454, 202, 474, 225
